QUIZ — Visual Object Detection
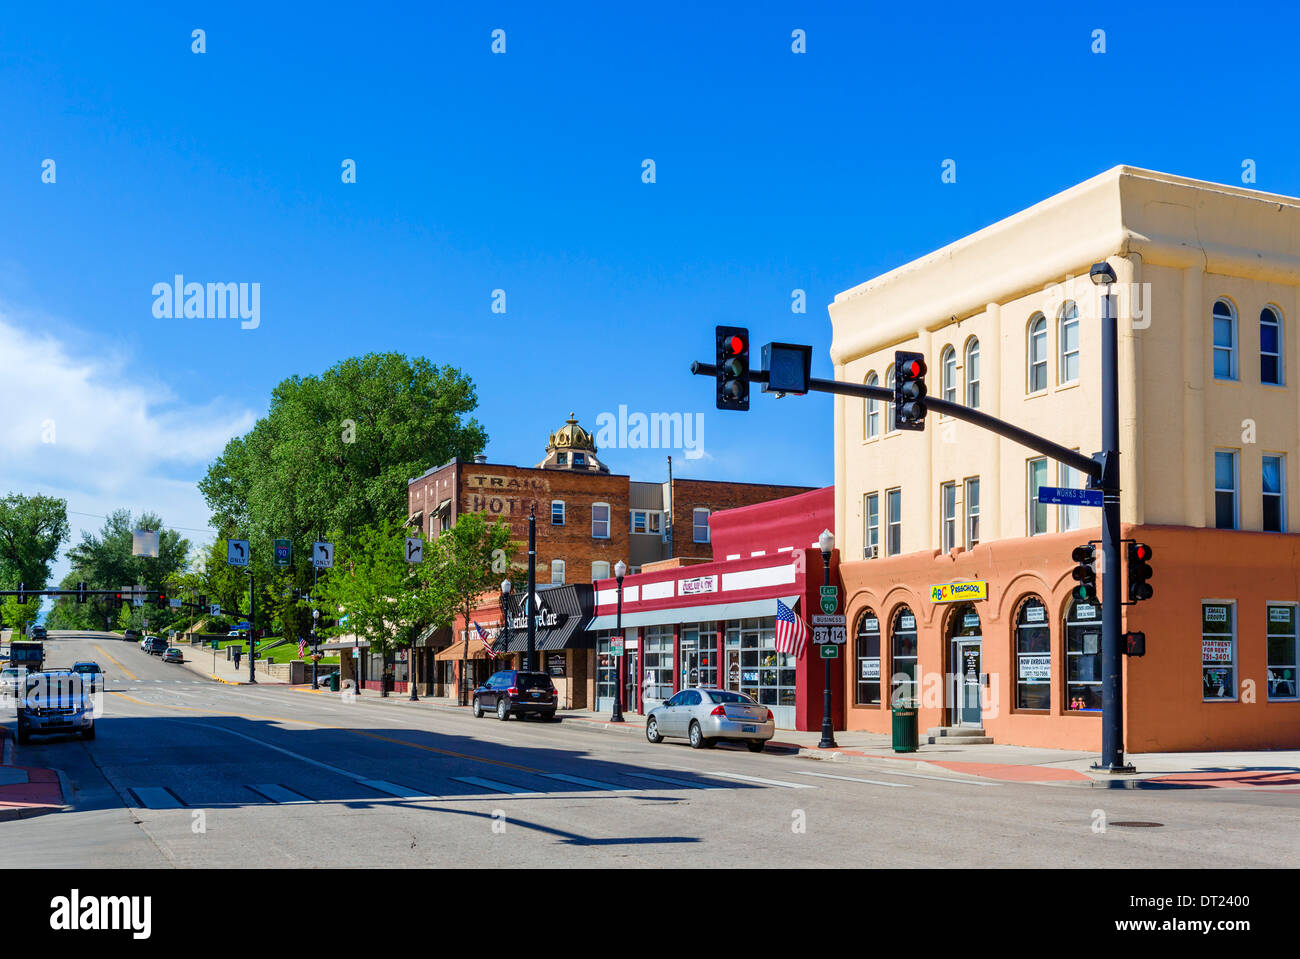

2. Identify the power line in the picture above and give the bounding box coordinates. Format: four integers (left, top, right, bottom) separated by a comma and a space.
65, 510, 217, 535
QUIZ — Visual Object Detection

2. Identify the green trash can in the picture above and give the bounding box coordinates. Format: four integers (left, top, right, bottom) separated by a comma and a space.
328, 672, 340, 692
891, 704, 918, 753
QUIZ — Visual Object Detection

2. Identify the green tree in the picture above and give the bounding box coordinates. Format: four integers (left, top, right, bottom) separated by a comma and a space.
0, 493, 69, 631
316, 518, 451, 696
197, 353, 487, 598
429, 511, 517, 705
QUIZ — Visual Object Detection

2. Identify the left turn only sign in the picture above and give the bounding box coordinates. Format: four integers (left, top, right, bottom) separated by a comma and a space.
227, 540, 250, 567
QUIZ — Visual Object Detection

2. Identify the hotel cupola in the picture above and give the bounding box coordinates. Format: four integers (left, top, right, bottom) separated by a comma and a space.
535, 413, 610, 473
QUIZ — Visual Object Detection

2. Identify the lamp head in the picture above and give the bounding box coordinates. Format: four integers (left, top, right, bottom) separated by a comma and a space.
818, 528, 834, 555
614, 560, 627, 581
500, 579, 512, 594
1089, 261, 1117, 286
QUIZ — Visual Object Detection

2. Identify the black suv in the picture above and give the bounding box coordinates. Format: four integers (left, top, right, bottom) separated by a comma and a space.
472, 670, 558, 721
29, 625, 47, 640
143, 636, 168, 656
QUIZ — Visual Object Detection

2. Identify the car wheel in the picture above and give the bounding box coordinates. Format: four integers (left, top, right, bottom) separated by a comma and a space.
497, 698, 509, 721
747, 740, 765, 753
83, 725, 96, 741
540, 711, 556, 722
646, 717, 662, 743
472, 696, 483, 718
689, 721, 711, 749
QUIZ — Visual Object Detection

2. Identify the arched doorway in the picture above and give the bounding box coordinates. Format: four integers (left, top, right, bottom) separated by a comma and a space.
946, 603, 982, 727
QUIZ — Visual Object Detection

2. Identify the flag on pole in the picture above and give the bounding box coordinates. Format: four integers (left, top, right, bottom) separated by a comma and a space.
774, 599, 807, 659
473, 620, 497, 658
297, 637, 306, 658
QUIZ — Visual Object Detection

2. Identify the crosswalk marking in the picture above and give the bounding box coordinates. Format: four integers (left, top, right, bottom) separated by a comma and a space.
248, 783, 313, 804
451, 777, 543, 797
356, 779, 438, 800
540, 773, 634, 792
622, 771, 720, 790
131, 787, 185, 809
854, 769, 1000, 787
792, 770, 912, 788
704, 771, 815, 789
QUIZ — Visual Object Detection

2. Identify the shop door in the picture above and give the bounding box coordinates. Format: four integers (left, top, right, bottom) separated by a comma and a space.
681, 641, 699, 688
625, 650, 639, 713
725, 649, 740, 692
954, 641, 982, 726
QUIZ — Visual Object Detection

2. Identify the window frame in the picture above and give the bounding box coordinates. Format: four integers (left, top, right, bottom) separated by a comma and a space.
1266, 602, 1299, 702
1028, 457, 1048, 536
1213, 299, 1238, 381
964, 337, 980, 409
1058, 457, 1082, 532
550, 559, 566, 585
1263, 453, 1286, 533
863, 492, 880, 559
551, 500, 565, 526
591, 561, 610, 581
854, 607, 882, 706
1065, 597, 1103, 711
884, 367, 897, 433
1028, 313, 1048, 394
865, 371, 880, 439
940, 481, 957, 552
1014, 596, 1051, 712
591, 502, 611, 539
1261, 305, 1284, 385
1214, 449, 1239, 531
1201, 600, 1237, 702
692, 508, 710, 543
1057, 300, 1080, 385
889, 606, 918, 708
964, 476, 980, 548
886, 488, 901, 557
941, 345, 957, 405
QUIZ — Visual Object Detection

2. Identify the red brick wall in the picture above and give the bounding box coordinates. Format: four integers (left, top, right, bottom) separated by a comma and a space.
671, 479, 816, 559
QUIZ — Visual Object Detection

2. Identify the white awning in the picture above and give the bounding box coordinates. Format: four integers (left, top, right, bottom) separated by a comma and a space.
583, 595, 800, 631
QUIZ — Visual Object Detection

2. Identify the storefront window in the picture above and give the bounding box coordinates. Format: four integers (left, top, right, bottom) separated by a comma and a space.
1202, 602, 1236, 701
596, 632, 617, 705
643, 625, 674, 702
726, 617, 794, 707
855, 608, 881, 705
1015, 596, 1050, 710
1267, 603, 1298, 700
890, 606, 918, 706
680, 623, 718, 688
1065, 598, 1101, 710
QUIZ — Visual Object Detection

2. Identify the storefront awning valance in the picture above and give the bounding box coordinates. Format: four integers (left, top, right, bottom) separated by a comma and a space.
494, 615, 588, 653
435, 641, 495, 661
584, 595, 800, 632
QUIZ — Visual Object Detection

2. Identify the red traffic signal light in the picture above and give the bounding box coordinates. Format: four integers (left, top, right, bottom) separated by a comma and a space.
1127, 542, 1153, 603
715, 325, 750, 412
893, 350, 928, 430
724, 334, 744, 357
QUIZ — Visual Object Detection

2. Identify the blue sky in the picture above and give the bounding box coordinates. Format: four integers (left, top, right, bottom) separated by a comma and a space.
4, 1, 1300, 586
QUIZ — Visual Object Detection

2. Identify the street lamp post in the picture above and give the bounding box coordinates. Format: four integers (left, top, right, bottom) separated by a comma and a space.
817, 528, 838, 749
526, 504, 536, 672
501, 578, 512, 672
610, 560, 627, 723
311, 608, 320, 689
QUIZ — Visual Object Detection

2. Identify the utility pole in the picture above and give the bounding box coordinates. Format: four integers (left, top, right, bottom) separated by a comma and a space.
527, 504, 536, 672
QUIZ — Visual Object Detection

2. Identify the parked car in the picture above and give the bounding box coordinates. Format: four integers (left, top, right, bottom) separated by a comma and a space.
29, 625, 47, 640
143, 636, 168, 656
72, 661, 104, 692
645, 688, 775, 751
471, 670, 558, 721
0, 667, 22, 697
123, 629, 142, 643
162, 647, 184, 664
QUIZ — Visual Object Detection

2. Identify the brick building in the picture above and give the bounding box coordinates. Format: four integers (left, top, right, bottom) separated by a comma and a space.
406, 413, 814, 695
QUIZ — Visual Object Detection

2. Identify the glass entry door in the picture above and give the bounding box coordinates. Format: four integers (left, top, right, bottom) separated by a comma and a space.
625, 649, 639, 713
953, 640, 982, 726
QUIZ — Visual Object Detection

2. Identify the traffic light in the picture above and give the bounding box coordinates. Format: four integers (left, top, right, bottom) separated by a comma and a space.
1127, 543, 1154, 603
76, 582, 87, 604
16, 582, 26, 605
1124, 631, 1146, 657
112, 591, 124, 610
198, 594, 207, 610
715, 326, 750, 411
154, 592, 169, 607
1070, 545, 1097, 602
894, 351, 928, 430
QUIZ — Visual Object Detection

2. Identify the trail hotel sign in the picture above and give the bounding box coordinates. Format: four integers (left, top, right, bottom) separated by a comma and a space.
930, 581, 989, 603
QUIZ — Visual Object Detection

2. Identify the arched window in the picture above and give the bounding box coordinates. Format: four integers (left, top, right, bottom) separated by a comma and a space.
884, 366, 897, 432
864, 371, 880, 438
890, 606, 918, 706
941, 346, 957, 403
1028, 314, 1048, 393
1015, 596, 1050, 710
1213, 299, 1237, 380
855, 608, 881, 705
1065, 597, 1102, 711
1058, 301, 1079, 384
1261, 306, 1283, 385
964, 337, 980, 409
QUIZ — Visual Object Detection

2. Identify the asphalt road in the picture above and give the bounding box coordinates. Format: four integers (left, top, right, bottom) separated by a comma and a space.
3, 631, 1297, 868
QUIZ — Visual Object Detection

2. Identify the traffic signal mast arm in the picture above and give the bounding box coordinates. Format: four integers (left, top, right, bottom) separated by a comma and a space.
690, 362, 1101, 481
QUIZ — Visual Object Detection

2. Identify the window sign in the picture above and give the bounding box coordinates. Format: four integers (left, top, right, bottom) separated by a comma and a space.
1202, 602, 1236, 701
1075, 603, 1097, 619
900, 614, 915, 630
1025, 605, 1045, 623
1267, 604, 1298, 700
1019, 655, 1050, 681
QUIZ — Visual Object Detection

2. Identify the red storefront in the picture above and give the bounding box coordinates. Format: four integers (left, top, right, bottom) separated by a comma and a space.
587, 487, 843, 732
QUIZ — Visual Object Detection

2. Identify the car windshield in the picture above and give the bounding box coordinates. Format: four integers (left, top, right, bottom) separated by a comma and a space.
705, 690, 756, 705
74, 664, 99, 672
516, 673, 553, 690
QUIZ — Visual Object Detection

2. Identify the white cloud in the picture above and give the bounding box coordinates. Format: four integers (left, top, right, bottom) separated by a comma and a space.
0, 307, 256, 587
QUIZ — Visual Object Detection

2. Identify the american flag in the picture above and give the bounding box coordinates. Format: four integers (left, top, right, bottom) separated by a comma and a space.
297, 637, 306, 658
473, 620, 498, 658
774, 599, 807, 659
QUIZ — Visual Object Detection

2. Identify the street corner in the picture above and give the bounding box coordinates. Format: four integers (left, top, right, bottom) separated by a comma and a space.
0, 765, 68, 821
1131, 768, 1300, 791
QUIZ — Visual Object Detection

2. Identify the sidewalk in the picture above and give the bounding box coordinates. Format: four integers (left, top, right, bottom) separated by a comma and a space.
0, 727, 68, 821
177, 639, 287, 685
281, 684, 1300, 789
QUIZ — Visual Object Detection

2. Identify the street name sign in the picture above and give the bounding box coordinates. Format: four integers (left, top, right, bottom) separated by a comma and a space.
169, 599, 182, 608
273, 539, 292, 567
312, 542, 334, 569
227, 540, 250, 567
1038, 486, 1104, 508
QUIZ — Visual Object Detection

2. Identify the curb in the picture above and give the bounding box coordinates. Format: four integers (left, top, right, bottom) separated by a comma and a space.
0, 728, 71, 821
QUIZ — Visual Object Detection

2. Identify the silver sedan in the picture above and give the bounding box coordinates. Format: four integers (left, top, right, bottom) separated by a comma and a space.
645, 687, 775, 751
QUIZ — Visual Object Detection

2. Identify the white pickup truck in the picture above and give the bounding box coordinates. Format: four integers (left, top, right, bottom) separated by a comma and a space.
15, 671, 95, 743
